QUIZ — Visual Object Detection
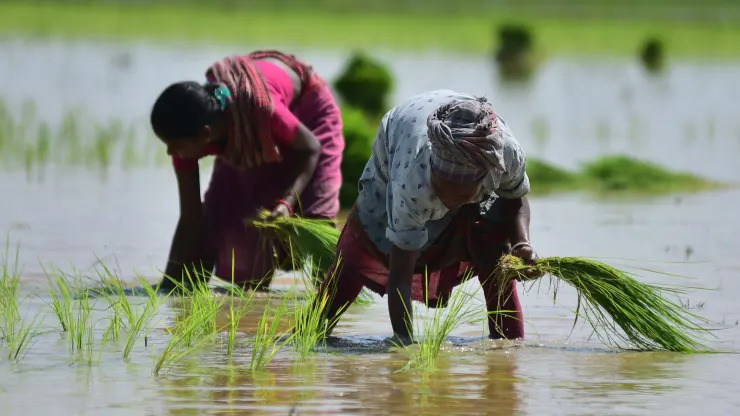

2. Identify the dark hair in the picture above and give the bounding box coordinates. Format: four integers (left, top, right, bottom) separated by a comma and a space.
150, 81, 221, 141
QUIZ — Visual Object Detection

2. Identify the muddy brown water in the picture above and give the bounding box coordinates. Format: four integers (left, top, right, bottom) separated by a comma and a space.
1, 39, 740, 415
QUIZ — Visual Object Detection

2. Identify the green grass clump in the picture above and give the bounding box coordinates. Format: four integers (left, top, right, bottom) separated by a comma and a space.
581, 155, 720, 194
339, 106, 377, 207
526, 158, 582, 194
334, 52, 394, 119
525, 155, 722, 196
496, 254, 715, 353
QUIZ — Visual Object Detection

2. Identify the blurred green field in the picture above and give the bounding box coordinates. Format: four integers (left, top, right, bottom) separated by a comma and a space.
1, 1, 738, 57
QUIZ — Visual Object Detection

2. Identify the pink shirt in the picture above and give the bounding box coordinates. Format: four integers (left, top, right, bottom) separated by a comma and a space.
172, 60, 301, 171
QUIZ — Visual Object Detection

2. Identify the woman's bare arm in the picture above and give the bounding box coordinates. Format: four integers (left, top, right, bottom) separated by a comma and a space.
387, 245, 419, 343
279, 123, 321, 210
161, 167, 214, 291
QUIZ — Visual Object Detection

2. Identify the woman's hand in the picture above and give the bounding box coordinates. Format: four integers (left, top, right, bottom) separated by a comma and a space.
268, 202, 292, 220
242, 202, 291, 236
511, 242, 541, 279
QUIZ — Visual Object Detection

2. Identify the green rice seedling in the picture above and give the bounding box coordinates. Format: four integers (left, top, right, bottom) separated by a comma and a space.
181, 273, 225, 346
3, 302, 43, 361
69, 288, 94, 356
291, 257, 347, 361
394, 268, 486, 373
1, 237, 24, 352
42, 264, 75, 333
496, 254, 714, 353
93, 263, 165, 358
122, 280, 164, 359
223, 259, 260, 357
37, 264, 94, 356
224, 297, 242, 356
156, 265, 224, 352
0, 239, 42, 362
102, 299, 123, 344
152, 267, 227, 375
249, 294, 294, 372
152, 311, 216, 376
0, 237, 21, 317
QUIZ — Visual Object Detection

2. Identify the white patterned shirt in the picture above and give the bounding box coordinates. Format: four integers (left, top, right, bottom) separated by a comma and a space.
355, 89, 530, 255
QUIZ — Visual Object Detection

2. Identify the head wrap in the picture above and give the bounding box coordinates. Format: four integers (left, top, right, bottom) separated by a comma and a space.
426, 96, 506, 182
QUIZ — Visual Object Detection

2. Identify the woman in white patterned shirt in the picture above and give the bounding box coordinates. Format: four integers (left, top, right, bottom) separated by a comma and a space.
316, 89, 538, 345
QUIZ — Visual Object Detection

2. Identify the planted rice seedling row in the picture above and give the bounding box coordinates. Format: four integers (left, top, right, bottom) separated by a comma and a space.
1, 238, 352, 374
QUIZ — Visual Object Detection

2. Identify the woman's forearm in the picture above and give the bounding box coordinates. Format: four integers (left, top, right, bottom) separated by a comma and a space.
162, 168, 212, 290
282, 150, 319, 207
388, 245, 418, 341
162, 215, 210, 288
501, 196, 531, 245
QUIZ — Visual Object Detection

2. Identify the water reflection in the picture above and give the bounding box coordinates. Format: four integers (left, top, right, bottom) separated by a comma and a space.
151, 343, 523, 415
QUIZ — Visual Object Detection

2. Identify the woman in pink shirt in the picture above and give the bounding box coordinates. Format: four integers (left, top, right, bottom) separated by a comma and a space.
149, 50, 345, 292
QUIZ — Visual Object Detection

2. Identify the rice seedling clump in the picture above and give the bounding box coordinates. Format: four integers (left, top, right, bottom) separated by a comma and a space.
496, 254, 714, 353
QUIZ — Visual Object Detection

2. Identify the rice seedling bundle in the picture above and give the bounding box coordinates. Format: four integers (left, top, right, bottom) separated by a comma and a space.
251, 212, 377, 305
495, 255, 714, 353
251, 210, 340, 274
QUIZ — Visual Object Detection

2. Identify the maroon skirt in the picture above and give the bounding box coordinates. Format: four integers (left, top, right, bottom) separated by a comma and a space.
318, 203, 526, 339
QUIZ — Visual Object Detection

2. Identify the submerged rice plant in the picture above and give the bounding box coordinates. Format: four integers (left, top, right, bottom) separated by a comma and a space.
496, 254, 714, 352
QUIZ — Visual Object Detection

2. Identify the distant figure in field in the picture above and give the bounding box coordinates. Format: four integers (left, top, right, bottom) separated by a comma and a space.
149, 50, 345, 292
